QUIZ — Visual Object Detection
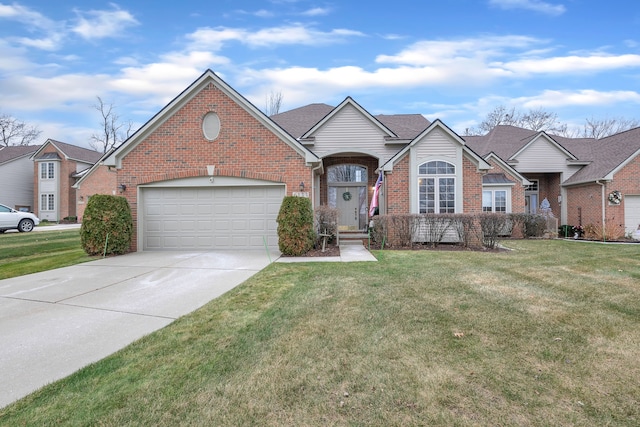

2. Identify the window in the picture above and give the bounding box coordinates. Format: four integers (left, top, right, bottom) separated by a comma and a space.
483, 190, 507, 213
40, 194, 54, 211
40, 162, 55, 179
418, 161, 455, 213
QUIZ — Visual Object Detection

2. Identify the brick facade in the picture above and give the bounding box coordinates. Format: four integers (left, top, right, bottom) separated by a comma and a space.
566, 154, 640, 238
113, 81, 311, 251
76, 164, 118, 221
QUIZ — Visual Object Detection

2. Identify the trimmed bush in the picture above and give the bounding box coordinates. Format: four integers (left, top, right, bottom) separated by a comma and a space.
277, 196, 315, 256
81, 194, 133, 256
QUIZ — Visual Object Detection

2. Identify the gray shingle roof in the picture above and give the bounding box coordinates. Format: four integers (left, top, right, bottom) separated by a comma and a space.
483, 173, 514, 184
0, 145, 40, 165
36, 140, 102, 164
271, 103, 430, 140
466, 125, 640, 184
563, 127, 640, 184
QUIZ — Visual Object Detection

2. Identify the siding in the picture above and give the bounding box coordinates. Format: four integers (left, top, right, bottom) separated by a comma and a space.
513, 137, 578, 178
310, 104, 400, 161
0, 156, 35, 210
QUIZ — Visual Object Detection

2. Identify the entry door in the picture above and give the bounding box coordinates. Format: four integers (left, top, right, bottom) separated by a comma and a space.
336, 186, 361, 230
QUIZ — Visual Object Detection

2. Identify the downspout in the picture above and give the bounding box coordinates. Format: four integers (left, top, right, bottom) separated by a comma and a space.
596, 180, 606, 242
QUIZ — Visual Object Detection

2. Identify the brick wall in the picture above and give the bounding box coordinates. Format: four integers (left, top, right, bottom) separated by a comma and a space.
566, 154, 640, 238
76, 165, 118, 221
113, 82, 311, 251
485, 159, 526, 213
462, 155, 484, 214
386, 154, 410, 214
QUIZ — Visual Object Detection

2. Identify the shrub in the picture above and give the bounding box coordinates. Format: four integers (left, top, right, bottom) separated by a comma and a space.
370, 215, 388, 247
450, 214, 478, 248
277, 196, 315, 256
478, 213, 509, 249
314, 205, 338, 244
416, 214, 455, 247
388, 214, 419, 247
80, 195, 133, 256
522, 214, 547, 238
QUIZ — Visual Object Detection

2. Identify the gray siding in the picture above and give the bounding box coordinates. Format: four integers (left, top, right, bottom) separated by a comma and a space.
310, 104, 400, 162
0, 157, 35, 210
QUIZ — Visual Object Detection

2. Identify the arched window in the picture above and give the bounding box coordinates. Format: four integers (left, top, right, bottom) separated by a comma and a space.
418, 160, 455, 213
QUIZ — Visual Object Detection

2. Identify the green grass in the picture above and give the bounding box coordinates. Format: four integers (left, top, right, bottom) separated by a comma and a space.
1, 240, 639, 426
0, 229, 95, 279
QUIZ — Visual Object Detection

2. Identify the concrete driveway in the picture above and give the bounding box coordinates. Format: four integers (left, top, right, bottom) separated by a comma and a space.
0, 249, 278, 409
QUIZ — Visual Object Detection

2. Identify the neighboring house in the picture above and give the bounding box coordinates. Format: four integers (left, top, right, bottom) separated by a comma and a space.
0, 145, 41, 212
72, 149, 118, 222
30, 139, 102, 222
465, 126, 640, 237
77, 69, 638, 252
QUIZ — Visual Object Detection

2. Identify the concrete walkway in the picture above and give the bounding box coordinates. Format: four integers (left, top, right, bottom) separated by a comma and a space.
276, 244, 377, 263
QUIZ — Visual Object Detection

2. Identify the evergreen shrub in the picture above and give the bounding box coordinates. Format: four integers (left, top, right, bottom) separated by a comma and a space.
80, 194, 133, 256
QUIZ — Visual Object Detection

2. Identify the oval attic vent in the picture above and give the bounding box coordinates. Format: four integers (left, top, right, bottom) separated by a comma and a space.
202, 112, 221, 141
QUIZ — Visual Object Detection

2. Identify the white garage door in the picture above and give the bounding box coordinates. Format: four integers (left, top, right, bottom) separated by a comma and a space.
142, 186, 284, 250
624, 195, 640, 236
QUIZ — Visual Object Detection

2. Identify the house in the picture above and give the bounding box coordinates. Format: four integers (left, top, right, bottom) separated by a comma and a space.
30, 139, 102, 221
77, 69, 638, 252
0, 145, 41, 212
465, 126, 640, 237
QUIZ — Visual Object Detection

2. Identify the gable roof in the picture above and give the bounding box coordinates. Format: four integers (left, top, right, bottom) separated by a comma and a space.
105, 69, 320, 168
271, 100, 430, 140
384, 119, 491, 172
30, 139, 101, 164
466, 124, 640, 185
0, 145, 40, 165
563, 126, 640, 185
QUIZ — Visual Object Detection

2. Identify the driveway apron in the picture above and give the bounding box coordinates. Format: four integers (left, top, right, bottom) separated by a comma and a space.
0, 250, 277, 409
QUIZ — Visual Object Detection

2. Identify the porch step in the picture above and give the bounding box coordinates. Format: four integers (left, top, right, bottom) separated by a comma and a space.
337, 231, 370, 246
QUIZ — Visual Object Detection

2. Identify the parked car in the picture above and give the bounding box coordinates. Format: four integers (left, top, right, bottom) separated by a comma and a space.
0, 203, 40, 233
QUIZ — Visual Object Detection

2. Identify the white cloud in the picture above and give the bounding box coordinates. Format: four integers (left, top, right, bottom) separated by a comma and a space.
488, 0, 566, 16
301, 7, 332, 16
515, 89, 640, 109
499, 53, 640, 75
187, 24, 364, 50
72, 4, 139, 40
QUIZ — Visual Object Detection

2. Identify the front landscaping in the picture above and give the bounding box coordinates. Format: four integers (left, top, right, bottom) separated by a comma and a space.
1, 239, 638, 426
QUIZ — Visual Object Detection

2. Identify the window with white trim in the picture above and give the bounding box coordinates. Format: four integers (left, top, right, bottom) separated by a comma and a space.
40, 162, 55, 179
40, 194, 55, 211
483, 190, 507, 213
418, 161, 455, 213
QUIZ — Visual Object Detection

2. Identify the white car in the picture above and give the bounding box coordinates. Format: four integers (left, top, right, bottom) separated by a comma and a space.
0, 203, 40, 233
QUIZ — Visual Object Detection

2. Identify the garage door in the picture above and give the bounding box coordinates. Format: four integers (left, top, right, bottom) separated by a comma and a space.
624, 195, 640, 236
142, 186, 284, 250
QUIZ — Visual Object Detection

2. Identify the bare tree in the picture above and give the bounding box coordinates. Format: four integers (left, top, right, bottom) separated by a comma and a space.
90, 96, 133, 153
581, 117, 640, 139
264, 90, 283, 116
0, 113, 42, 146
520, 108, 564, 133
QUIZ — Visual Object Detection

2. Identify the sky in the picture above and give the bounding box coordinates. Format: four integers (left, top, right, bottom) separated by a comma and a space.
1, 0, 639, 150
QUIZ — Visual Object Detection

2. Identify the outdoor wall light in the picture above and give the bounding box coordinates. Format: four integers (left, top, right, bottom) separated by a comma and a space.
207, 165, 215, 183
299, 182, 305, 192
117, 184, 126, 193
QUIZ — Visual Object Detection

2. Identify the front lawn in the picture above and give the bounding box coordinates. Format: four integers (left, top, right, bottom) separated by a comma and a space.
1, 240, 638, 426
0, 229, 94, 279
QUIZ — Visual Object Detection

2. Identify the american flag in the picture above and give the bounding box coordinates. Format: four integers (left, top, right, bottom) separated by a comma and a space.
369, 171, 383, 217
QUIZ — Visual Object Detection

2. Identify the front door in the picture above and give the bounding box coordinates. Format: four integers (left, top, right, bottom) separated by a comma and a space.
335, 186, 362, 230
327, 164, 368, 231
